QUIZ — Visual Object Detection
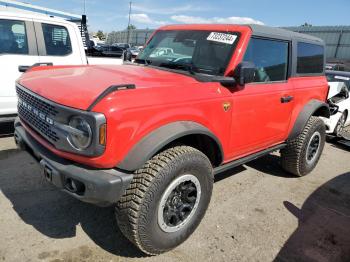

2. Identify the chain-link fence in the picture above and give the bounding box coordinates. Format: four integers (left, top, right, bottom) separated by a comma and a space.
284, 26, 350, 60
106, 29, 155, 46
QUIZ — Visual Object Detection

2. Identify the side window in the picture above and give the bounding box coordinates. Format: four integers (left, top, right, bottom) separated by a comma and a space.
297, 43, 324, 74
243, 38, 289, 83
42, 23, 72, 56
0, 19, 28, 55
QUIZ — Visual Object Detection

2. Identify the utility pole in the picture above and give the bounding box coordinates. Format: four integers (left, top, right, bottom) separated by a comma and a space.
126, 1, 132, 44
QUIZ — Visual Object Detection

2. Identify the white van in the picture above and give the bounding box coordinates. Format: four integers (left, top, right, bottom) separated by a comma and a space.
0, 11, 121, 123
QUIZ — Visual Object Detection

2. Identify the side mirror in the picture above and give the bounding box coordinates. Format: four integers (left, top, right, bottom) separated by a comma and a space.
235, 62, 256, 86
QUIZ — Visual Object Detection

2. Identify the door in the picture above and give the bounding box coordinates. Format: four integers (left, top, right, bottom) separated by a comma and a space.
0, 18, 39, 115
34, 21, 85, 66
230, 37, 294, 158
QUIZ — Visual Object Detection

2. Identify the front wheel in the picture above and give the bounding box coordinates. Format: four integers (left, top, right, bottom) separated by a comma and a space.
116, 146, 213, 255
281, 116, 326, 176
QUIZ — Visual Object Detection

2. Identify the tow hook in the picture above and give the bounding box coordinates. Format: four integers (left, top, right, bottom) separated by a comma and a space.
43, 166, 53, 182
65, 178, 86, 195
14, 131, 26, 150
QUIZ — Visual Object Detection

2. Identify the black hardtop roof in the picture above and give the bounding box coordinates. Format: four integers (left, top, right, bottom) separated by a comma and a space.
248, 24, 324, 44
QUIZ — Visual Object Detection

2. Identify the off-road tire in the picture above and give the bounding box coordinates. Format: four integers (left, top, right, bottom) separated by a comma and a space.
281, 116, 326, 176
116, 146, 213, 255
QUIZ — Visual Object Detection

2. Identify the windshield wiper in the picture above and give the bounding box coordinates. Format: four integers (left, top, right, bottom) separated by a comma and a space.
158, 62, 196, 75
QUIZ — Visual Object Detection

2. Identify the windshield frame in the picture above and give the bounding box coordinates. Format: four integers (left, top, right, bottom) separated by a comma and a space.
136, 29, 241, 77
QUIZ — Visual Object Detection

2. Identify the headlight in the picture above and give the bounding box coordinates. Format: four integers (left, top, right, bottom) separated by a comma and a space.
67, 116, 92, 150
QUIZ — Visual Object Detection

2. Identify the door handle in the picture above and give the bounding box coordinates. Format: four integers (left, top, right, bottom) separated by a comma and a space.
18, 62, 53, 73
281, 96, 294, 103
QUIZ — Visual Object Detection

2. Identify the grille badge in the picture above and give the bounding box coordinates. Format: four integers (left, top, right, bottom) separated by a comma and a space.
19, 99, 54, 125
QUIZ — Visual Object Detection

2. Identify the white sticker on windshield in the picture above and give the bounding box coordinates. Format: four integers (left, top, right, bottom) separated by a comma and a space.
335, 75, 350, 81
207, 32, 237, 45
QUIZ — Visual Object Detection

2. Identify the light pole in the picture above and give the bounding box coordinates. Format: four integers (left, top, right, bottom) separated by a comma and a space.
126, 1, 132, 44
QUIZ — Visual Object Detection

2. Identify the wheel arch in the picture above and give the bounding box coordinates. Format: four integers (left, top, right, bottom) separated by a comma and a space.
288, 99, 330, 141
116, 121, 224, 171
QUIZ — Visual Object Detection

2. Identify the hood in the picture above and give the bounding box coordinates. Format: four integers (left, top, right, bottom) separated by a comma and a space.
18, 65, 197, 110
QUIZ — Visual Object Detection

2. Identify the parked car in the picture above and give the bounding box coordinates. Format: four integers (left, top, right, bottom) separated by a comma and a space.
89, 45, 124, 57
14, 24, 329, 255
0, 12, 122, 124
112, 43, 131, 50
326, 70, 350, 91
326, 63, 348, 72
129, 46, 142, 57
322, 82, 350, 137
125, 46, 143, 61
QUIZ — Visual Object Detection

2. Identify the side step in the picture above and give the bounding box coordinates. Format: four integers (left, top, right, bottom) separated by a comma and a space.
338, 140, 350, 147
213, 144, 286, 175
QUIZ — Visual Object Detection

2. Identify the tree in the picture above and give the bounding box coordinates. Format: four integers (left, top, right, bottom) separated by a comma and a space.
95, 30, 105, 40
127, 24, 136, 30
301, 22, 312, 27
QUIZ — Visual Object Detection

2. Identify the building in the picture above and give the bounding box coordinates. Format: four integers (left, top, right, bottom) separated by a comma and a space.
108, 25, 350, 63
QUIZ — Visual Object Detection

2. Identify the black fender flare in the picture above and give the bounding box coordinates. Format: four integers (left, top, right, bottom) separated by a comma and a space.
288, 99, 330, 140
117, 121, 224, 171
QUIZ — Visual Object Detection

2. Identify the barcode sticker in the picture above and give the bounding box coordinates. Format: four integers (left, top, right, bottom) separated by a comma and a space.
207, 32, 237, 45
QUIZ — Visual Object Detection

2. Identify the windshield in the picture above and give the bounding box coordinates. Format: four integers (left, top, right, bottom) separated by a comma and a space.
137, 30, 239, 76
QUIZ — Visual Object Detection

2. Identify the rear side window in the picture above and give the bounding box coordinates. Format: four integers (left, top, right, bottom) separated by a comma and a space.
297, 43, 324, 74
243, 38, 289, 83
42, 23, 72, 56
0, 19, 28, 55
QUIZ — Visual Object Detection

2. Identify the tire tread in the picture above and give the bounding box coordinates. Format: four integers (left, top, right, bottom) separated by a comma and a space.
281, 116, 325, 176
116, 146, 207, 255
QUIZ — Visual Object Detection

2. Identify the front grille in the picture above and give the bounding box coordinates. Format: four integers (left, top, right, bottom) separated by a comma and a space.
16, 86, 60, 143
16, 84, 106, 157
16, 87, 58, 117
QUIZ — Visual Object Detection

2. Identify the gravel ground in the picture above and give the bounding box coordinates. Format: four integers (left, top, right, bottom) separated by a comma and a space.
0, 126, 349, 262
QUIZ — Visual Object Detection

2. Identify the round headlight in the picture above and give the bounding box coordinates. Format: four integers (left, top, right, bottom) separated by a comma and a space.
67, 116, 92, 150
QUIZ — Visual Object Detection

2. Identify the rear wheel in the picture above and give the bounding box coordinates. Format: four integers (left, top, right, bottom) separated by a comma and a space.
116, 146, 213, 255
281, 116, 326, 176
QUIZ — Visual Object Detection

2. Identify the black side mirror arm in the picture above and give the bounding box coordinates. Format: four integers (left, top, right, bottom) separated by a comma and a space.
211, 76, 237, 88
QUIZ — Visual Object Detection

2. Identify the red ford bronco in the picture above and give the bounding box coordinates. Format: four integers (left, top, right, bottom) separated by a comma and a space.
14, 24, 329, 254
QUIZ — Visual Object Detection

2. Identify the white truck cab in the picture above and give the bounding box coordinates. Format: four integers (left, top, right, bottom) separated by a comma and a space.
0, 11, 122, 123
0, 12, 87, 122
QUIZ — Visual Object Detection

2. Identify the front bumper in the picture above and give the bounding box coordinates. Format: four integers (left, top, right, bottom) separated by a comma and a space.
14, 118, 133, 206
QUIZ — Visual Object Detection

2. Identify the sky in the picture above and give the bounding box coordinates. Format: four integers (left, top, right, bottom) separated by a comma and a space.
17, 0, 350, 32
